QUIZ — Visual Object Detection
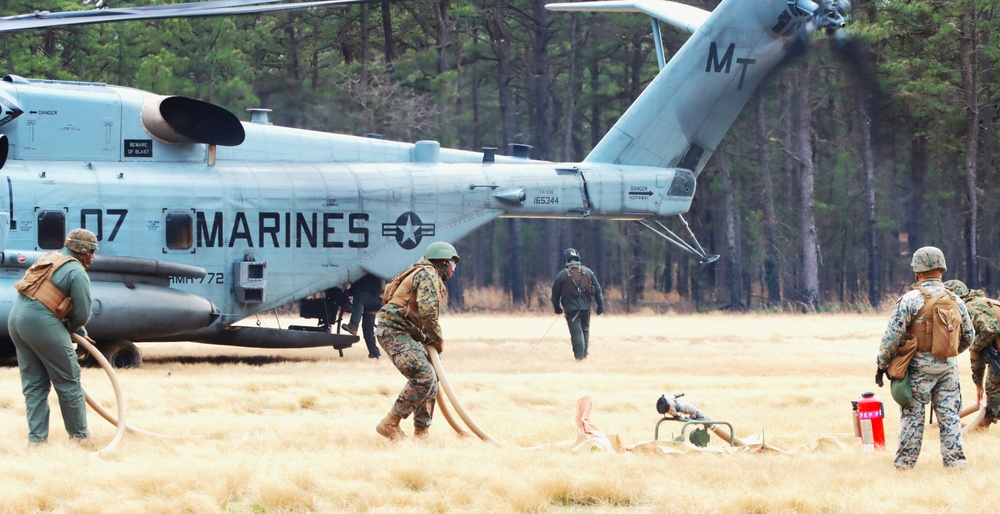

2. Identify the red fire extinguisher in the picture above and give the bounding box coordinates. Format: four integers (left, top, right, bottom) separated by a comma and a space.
856, 392, 885, 452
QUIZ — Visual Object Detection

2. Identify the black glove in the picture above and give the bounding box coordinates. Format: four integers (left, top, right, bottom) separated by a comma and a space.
875, 368, 886, 388
596, 307, 604, 315
555, 307, 563, 315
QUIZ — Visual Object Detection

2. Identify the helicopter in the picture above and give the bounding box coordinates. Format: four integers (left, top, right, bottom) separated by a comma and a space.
0, 0, 853, 366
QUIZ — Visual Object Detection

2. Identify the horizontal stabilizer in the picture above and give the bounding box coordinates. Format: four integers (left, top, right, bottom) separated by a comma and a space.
545, 0, 710, 34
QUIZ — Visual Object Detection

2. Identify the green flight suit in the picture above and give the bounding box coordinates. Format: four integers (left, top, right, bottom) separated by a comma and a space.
9, 248, 93, 443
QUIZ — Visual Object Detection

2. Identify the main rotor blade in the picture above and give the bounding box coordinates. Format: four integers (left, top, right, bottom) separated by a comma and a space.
0, 0, 371, 33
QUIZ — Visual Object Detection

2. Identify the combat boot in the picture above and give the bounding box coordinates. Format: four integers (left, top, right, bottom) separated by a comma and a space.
341, 323, 358, 336
376, 412, 405, 441
414, 425, 429, 438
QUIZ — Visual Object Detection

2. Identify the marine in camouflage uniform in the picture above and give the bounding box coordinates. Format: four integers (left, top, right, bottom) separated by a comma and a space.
374, 242, 459, 440
9, 228, 98, 444
551, 248, 605, 360
876, 247, 974, 470
944, 279, 1000, 429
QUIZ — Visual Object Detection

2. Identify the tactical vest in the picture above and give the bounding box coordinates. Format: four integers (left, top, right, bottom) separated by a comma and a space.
382, 263, 445, 330
14, 252, 76, 320
905, 284, 962, 359
561, 264, 595, 301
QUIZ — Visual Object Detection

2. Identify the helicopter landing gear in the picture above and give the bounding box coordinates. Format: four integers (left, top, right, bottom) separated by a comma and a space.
93, 339, 143, 369
637, 215, 720, 264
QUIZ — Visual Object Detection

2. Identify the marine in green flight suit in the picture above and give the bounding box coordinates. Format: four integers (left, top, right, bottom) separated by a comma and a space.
9, 228, 98, 444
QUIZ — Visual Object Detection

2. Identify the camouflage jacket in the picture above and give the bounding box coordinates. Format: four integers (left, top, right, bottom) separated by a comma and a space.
960, 289, 1000, 387
877, 279, 975, 374
376, 257, 446, 348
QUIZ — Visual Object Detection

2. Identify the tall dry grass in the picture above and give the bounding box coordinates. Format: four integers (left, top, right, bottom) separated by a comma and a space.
1, 313, 997, 513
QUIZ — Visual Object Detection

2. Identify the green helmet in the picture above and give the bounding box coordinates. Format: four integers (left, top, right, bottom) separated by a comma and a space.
424, 241, 460, 262
944, 280, 970, 301
910, 246, 946, 272
563, 248, 580, 263
65, 228, 98, 254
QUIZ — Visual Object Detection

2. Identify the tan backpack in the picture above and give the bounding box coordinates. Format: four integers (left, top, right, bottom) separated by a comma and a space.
905, 284, 962, 360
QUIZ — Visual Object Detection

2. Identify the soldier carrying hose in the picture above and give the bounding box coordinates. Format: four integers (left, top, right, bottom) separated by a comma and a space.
374, 242, 460, 440
9, 228, 98, 446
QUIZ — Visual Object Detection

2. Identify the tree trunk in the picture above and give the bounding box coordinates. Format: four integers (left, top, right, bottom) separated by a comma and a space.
487, 0, 525, 305
627, 223, 645, 312
718, 151, 743, 310
530, 0, 554, 159
795, 65, 819, 311
979, 9, 995, 294
960, 13, 980, 287
755, 94, 781, 306
905, 133, 928, 253
561, 13, 581, 161
434, 0, 451, 74
380, 0, 395, 66
856, 76, 880, 307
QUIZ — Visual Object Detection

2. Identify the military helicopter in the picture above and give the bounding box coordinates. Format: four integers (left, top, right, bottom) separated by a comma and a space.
0, 0, 854, 366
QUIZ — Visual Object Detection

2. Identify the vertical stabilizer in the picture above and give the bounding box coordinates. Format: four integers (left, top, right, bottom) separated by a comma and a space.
556, 0, 805, 175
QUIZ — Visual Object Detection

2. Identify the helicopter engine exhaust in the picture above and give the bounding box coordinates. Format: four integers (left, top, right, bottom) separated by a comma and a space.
140, 95, 246, 146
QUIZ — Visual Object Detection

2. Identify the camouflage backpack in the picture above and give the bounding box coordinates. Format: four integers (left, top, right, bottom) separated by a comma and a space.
561, 264, 595, 301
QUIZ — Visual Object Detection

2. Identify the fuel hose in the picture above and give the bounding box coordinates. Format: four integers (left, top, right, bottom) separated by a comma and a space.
72, 333, 126, 456
427, 346, 500, 445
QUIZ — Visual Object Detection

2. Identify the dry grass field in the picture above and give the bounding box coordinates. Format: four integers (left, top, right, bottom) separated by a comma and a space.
1, 312, 997, 513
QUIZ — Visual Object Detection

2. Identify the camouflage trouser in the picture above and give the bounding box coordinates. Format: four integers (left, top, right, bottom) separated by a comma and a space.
565, 309, 591, 360
985, 368, 1000, 425
895, 366, 966, 469
377, 327, 437, 428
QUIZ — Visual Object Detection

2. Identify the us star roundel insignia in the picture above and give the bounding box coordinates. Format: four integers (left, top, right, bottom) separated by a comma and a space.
382, 211, 436, 250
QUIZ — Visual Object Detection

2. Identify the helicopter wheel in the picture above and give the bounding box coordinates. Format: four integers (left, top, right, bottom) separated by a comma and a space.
98, 339, 143, 369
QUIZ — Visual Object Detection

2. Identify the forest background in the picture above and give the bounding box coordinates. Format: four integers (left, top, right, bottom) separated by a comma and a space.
2, 0, 997, 314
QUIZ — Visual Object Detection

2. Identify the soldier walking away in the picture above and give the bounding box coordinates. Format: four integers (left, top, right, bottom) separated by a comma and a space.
374, 242, 460, 440
944, 280, 1000, 430
341, 273, 384, 359
9, 228, 98, 445
875, 246, 974, 470
551, 248, 605, 361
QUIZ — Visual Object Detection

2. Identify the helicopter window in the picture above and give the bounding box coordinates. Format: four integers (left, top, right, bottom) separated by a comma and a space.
166, 212, 193, 250
37, 211, 66, 250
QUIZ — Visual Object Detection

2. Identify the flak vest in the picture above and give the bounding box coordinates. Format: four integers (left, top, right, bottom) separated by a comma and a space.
381, 263, 445, 333
13, 252, 76, 320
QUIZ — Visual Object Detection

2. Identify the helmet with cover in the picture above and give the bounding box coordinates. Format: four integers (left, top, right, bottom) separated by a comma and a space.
944, 280, 970, 301
65, 228, 98, 255
910, 246, 946, 273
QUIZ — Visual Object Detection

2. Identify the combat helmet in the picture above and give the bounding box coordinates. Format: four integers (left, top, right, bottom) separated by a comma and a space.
563, 248, 580, 263
424, 241, 460, 262
944, 280, 970, 301
65, 228, 98, 255
910, 246, 946, 272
